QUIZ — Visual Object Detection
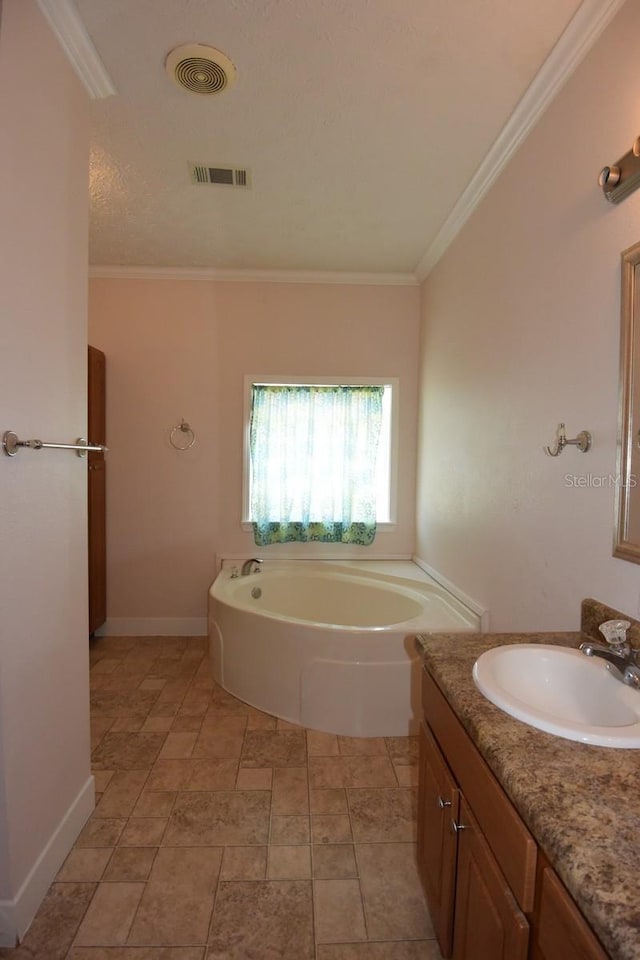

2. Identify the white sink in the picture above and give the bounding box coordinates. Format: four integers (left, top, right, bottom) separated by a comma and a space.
472, 643, 640, 748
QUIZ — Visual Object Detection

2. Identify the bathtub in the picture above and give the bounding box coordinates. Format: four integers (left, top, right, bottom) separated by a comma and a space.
208, 560, 480, 738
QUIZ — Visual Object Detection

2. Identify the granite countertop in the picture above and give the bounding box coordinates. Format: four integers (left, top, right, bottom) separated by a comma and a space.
418, 606, 640, 960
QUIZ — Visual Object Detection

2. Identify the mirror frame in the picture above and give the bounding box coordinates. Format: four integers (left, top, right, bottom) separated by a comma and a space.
614, 240, 640, 562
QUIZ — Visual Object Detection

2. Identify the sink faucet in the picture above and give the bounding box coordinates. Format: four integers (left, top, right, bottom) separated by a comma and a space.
241, 558, 263, 576
580, 618, 640, 688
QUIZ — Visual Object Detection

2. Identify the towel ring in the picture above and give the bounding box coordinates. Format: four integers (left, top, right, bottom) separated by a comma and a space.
170, 419, 195, 451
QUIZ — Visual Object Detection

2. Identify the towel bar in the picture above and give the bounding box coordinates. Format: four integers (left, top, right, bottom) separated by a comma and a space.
2, 430, 108, 458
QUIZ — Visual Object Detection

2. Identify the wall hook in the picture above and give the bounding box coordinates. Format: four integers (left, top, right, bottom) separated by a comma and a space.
544, 422, 592, 457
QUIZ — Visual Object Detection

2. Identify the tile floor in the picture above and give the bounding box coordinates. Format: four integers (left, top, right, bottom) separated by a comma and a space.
0, 635, 443, 960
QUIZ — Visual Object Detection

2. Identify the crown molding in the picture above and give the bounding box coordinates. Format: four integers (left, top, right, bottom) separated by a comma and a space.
415, 0, 627, 281
35, 0, 116, 99
89, 265, 419, 286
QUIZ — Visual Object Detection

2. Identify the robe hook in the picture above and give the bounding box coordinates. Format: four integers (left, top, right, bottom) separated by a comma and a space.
544, 422, 592, 457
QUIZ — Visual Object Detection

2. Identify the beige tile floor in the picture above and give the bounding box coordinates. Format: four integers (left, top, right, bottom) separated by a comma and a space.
0, 635, 443, 960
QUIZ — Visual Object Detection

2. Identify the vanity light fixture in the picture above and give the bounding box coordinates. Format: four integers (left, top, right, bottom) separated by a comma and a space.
599, 136, 640, 203
544, 422, 592, 457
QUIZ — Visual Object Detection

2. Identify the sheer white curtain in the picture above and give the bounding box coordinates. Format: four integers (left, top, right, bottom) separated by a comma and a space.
249, 384, 384, 545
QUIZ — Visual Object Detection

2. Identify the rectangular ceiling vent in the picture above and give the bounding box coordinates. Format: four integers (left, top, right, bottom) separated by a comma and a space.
189, 163, 251, 188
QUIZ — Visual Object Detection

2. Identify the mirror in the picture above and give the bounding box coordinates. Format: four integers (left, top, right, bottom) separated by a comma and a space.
614, 241, 640, 562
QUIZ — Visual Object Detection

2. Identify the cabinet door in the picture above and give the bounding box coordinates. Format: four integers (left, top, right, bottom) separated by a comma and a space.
531, 861, 609, 960
88, 458, 106, 634
88, 345, 106, 635
452, 798, 529, 960
418, 722, 460, 958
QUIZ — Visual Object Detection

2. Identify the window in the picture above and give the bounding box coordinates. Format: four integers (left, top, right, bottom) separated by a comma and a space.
244, 377, 396, 546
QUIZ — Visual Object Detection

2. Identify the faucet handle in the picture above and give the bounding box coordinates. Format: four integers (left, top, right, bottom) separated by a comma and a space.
599, 619, 631, 652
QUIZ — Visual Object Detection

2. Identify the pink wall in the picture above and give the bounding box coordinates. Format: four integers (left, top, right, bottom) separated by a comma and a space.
416, 0, 640, 631
0, 0, 91, 939
89, 278, 419, 628
88, 279, 220, 627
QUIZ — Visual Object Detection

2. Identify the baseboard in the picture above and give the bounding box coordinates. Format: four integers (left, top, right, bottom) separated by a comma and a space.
0, 775, 95, 947
95, 617, 208, 637
412, 556, 490, 631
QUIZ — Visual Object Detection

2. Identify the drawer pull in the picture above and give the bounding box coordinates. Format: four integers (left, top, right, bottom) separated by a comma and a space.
451, 819, 469, 834
437, 796, 452, 809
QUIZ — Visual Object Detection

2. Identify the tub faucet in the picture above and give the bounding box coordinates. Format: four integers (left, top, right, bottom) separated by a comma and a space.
580, 618, 640, 688
241, 558, 263, 576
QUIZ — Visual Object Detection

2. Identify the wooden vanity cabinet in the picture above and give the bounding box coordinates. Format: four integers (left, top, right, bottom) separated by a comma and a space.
418, 688, 531, 960
419, 663, 611, 960
417, 722, 459, 956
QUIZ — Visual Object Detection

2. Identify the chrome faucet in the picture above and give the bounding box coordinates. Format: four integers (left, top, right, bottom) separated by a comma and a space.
580, 618, 640, 688
241, 557, 263, 576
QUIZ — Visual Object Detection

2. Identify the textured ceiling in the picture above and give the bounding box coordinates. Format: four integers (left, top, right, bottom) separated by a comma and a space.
75, 0, 583, 274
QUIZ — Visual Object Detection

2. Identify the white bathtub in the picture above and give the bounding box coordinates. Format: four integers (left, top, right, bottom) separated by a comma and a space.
208, 560, 480, 737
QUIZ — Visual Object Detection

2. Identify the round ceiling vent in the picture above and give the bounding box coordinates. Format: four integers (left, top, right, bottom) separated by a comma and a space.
165, 43, 237, 96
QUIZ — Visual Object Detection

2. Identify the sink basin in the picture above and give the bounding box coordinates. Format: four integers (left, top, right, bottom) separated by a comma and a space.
472, 643, 640, 748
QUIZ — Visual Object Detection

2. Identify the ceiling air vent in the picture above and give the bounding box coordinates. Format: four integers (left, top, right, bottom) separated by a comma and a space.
165, 44, 237, 96
189, 163, 251, 188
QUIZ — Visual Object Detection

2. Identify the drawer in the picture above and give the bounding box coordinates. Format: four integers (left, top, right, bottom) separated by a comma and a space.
423, 666, 537, 913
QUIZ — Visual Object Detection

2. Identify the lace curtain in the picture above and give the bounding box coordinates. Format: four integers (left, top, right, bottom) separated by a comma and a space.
249, 384, 384, 546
